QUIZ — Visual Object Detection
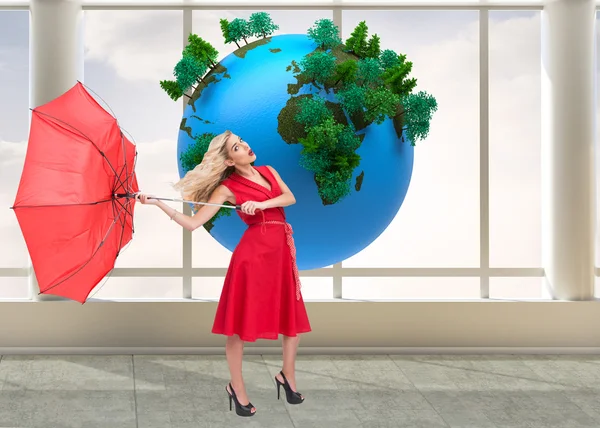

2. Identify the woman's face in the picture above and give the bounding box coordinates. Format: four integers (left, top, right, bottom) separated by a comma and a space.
225, 133, 257, 166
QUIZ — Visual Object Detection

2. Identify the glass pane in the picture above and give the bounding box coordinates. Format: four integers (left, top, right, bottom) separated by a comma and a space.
193, 276, 333, 300
342, 277, 480, 299
489, 11, 541, 268
88, 276, 182, 300
190, 9, 333, 268
83, 10, 184, 267
340, 11, 480, 268
0, 11, 29, 268
0, 277, 29, 300
489, 277, 545, 300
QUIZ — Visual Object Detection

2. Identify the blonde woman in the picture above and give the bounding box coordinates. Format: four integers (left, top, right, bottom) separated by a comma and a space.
137, 130, 311, 417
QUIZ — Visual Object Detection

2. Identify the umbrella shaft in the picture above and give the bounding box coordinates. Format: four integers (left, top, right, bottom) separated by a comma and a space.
114, 193, 239, 210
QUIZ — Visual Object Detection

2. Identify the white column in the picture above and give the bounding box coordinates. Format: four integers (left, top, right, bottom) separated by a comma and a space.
29, 0, 84, 300
541, 0, 596, 300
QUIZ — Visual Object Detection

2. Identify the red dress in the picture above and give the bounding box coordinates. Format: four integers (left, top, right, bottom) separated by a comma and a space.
211, 165, 312, 342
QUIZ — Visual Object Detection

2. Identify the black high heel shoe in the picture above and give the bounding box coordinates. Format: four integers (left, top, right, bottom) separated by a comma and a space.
226, 383, 256, 417
275, 371, 304, 404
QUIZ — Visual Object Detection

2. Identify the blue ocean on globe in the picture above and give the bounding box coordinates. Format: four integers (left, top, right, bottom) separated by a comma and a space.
177, 33, 414, 270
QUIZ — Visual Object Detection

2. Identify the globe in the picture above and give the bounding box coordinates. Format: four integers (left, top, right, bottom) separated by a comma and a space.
177, 34, 414, 270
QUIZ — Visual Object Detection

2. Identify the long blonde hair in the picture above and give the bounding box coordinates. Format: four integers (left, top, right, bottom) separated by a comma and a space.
173, 130, 235, 204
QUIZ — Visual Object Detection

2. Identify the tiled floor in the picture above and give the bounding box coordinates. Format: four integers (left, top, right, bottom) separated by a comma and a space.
1, 354, 600, 427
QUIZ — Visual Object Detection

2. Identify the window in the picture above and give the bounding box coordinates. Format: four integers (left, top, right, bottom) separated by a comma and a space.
489, 11, 541, 268
342, 277, 480, 300
0, 11, 29, 272
88, 277, 183, 300
83, 10, 184, 268
0, 5, 556, 302
341, 11, 480, 269
0, 277, 28, 299
489, 277, 545, 299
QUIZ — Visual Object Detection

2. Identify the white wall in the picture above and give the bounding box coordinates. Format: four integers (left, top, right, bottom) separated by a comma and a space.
2, 300, 600, 352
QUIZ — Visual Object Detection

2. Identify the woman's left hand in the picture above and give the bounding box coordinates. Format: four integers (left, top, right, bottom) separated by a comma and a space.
240, 201, 266, 215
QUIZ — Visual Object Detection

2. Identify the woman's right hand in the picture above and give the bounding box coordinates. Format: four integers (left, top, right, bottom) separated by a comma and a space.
136, 193, 159, 205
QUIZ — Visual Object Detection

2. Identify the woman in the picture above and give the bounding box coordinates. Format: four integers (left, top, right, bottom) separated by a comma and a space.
136, 130, 311, 417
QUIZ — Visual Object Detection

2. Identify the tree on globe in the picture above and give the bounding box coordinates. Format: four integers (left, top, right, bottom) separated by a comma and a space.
174, 55, 208, 91
227, 18, 252, 46
299, 52, 337, 87
220, 18, 240, 49
306, 18, 342, 49
380, 49, 401, 69
333, 60, 358, 86
344, 20, 370, 57
249, 12, 280, 38
160, 33, 222, 103
159, 80, 188, 102
365, 34, 381, 58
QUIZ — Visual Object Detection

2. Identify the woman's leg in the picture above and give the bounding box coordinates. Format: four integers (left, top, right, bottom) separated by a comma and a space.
276, 334, 303, 398
226, 334, 256, 412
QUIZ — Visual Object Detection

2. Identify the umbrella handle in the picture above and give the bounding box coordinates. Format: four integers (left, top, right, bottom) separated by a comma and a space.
114, 193, 241, 210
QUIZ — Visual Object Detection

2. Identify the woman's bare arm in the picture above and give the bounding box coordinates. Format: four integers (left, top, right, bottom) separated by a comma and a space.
153, 185, 235, 231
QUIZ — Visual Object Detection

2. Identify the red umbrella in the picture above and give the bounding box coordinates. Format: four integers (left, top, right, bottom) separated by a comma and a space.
10, 82, 139, 303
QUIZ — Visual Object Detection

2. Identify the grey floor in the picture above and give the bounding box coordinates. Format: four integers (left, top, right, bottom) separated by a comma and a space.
1, 355, 600, 428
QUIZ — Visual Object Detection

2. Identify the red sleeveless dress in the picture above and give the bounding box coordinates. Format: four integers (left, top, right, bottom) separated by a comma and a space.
211, 165, 312, 342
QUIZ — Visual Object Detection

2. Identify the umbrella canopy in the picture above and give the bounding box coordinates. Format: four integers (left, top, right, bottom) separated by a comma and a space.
11, 82, 139, 303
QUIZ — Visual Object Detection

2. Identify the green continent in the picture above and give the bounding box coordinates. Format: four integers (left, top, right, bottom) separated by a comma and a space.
392, 106, 406, 140
234, 37, 271, 58
278, 95, 348, 145
179, 117, 194, 140
278, 46, 367, 206
355, 171, 365, 191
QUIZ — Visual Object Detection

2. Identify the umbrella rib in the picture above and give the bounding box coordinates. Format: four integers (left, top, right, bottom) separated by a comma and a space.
39, 201, 129, 295
32, 109, 129, 193
79, 80, 119, 119
78, 81, 138, 197
10, 199, 112, 210
109, 197, 133, 237
120, 132, 129, 196
76, 82, 139, 198
115, 199, 129, 257
116, 127, 139, 197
